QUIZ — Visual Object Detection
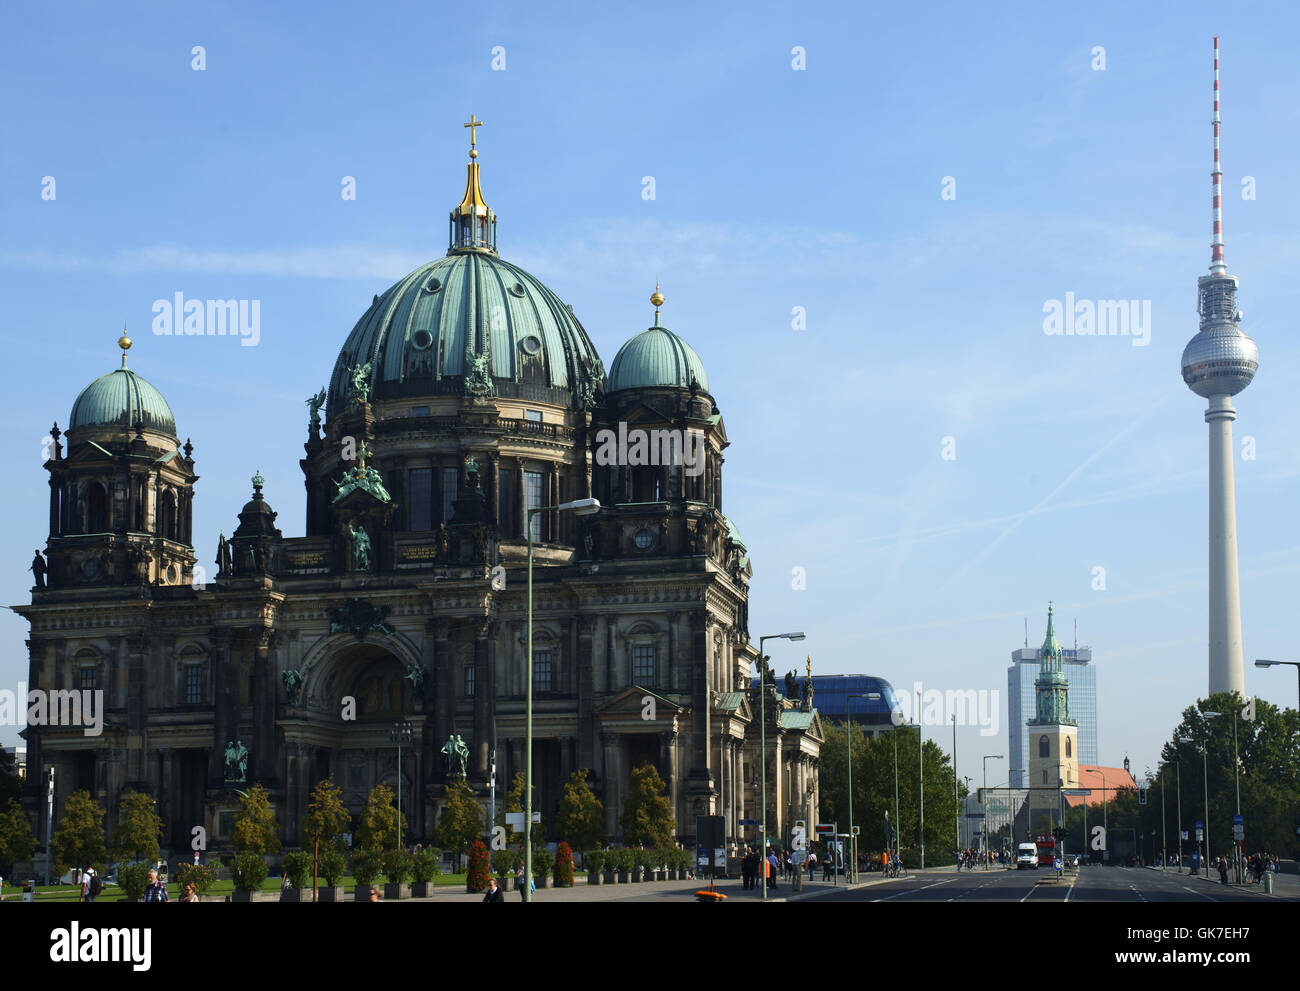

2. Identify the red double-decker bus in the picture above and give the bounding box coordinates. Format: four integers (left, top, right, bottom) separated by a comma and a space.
1035, 835, 1057, 867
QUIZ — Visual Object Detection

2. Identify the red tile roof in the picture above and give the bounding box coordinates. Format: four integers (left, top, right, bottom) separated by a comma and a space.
1065, 765, 1137, 807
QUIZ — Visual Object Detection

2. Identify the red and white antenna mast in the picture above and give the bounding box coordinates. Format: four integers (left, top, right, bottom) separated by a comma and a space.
1210, 36, 1226, 276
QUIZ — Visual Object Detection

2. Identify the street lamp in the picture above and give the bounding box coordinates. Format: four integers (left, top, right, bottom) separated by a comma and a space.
846, 692, 880, 883
982, 755, 1004, 869
389, 721, 413, 850
525, 496, 600, 903
1009, 769, 1025, 847
962, 776, 973, 849
1178, 723, 1217, 880
757, 631, 806, 901
1255, 658, 1300, 709
1095, 768, 1109, 864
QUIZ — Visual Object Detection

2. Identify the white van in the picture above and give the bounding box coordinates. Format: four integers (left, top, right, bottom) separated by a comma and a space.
1016, 843, 1039, 870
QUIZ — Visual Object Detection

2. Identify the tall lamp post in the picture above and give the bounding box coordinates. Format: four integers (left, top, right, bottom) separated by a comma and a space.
962, 776, 973, 849
846, 692, 881, 883
525, 497, 600, 903
1095, 768, 1108, 864
1255, 658, 1300, 709
1009, 769, 1025, 847
982, 755, 1004, 869
757, 631, 806, 900
389, 721, 413, 849
1178, 724, 1216, 880
951, 715, 958, 865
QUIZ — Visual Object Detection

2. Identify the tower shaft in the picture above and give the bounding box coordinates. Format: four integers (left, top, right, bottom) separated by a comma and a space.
1206, 395, 1245, 694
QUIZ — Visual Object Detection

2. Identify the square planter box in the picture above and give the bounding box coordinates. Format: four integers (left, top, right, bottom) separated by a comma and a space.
587, 871, 604, 885
230, 890, 275, 902
317, 886, 346, 902
280, 887, 316, 902
383, 883, 411, 900
630, 869, 643, 883
356, 885, 382, 901
651, 869, 666, 881
499, 876, 515, 891
614, 870, 628, 884
536, 876, 554, 889
411, 882, 436, 898
603, 870, 617, 884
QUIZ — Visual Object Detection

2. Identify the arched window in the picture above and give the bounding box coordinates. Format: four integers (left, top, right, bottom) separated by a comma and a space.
1038, 734, 1050, 758
1065, 737, 1072, 758
86, 483, 109, 533
159, 491, 177, 541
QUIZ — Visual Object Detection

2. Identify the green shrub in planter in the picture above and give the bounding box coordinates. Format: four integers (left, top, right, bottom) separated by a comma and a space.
117, 862, 152, 902
176, 859, 221, 896
233, 853, 268, 893
281, 851, 314, 888
532, 845, 555, 877
349, 849, 383, 888
413, 847, 442, 883
618, 848, 636, 873
584, 850, 606, 875
491, 849, 517, 878
382, 848, 414, 884
554, 842, 574, 886
318, 849, 347, 887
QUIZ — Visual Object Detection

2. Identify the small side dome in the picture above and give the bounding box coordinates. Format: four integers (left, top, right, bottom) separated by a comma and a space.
607, 287, 710, 394
607, 325, 710, 393
68, 338, 177, 437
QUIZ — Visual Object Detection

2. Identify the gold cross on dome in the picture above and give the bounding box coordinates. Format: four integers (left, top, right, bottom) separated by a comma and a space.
464, 114, 484, 157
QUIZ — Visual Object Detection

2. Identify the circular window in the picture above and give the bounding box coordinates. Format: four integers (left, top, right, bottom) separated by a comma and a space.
423, 277, 442, 294
634, 528, 654, 551
412, 329, 433, 351
165, 564, 179, 585
508, 282, 527, 298
519, 335, 542, 356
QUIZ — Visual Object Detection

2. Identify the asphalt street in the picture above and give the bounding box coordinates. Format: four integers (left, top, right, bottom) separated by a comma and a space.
812, 865, 1294, 902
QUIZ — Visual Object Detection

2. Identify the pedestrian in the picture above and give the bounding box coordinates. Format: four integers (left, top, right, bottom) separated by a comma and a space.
144, 868, 169, 903
516, 861, 527, 901
1217, 857, 1228, 885
822, 847, 833, 881
82, 867, 102, 903
766, 849, 779, 890
179, 883, 198, 903
482, 877, 504, 903
368, 886, 381, 901
807, 849, 816, 881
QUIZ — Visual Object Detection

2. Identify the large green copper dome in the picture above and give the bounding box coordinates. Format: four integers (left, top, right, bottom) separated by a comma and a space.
607, 323, 710, 394
328, 252, 605, 413
69, 355, 177, 437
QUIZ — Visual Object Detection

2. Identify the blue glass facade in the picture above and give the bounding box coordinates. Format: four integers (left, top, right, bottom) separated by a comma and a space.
1008, 647, 1098, 787
790, 674, 902, 733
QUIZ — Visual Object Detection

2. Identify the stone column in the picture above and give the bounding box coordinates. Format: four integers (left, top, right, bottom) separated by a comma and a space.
208, 629, 233, 786
472, 620, 495, 776
577, 616, 595, 772
600, 731, 619, 841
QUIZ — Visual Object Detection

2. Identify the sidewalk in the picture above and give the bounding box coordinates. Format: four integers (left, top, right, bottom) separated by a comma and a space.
1148, 864, 1299, 898
388, 867, 959, 903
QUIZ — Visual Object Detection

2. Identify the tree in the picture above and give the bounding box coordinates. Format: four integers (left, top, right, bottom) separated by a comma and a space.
499, 770, 542, 848
0, 798, 36, 874
51, 789, 106, 872
0, 749, 20, 806
621, 764, 674, 848
554, 769, 604, 852
355, 782, 406, 853
231, 783, 281, 857
437, 779, 483, 858
111, 790, 163, 863
303, 776, 351, 853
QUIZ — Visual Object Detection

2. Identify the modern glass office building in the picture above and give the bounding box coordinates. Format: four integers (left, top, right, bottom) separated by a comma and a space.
790, 674, 902, 736
1008, 647, 1097, 788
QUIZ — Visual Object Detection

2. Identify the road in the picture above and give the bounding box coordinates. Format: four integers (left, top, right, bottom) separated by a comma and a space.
812, 865, 1293, 902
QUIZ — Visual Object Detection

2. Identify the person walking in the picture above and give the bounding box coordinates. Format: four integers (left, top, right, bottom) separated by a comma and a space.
807, 849, 817, 881
179, 883, 199, 903
482, 877, 504, 903
766, 849, 778, 891
144, 868, 169, 903
1217, 857, 1228, 885
516, 861, 528, 901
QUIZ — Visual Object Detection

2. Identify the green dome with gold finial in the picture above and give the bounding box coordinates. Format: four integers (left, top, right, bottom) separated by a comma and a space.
68, 334, 178, 438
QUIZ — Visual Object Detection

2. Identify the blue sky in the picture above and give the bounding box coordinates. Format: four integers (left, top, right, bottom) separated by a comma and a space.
3, 0, 1299, 788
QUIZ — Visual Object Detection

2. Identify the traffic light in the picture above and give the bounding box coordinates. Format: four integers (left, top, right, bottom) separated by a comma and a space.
1139, 785, 1147, 805
1052, 826, 1068, 842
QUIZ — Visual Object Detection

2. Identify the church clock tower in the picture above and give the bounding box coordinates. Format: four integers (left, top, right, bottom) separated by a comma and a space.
1027, 605, 1078, 834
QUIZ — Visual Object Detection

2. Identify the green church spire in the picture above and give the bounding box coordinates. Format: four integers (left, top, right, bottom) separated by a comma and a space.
1029, 603, 1076, 726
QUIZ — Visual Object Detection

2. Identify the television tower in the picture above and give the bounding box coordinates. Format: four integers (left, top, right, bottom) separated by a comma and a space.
1180, 37, 1258, 697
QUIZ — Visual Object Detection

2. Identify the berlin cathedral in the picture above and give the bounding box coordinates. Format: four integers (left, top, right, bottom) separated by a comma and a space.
17, 122, 825, 856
